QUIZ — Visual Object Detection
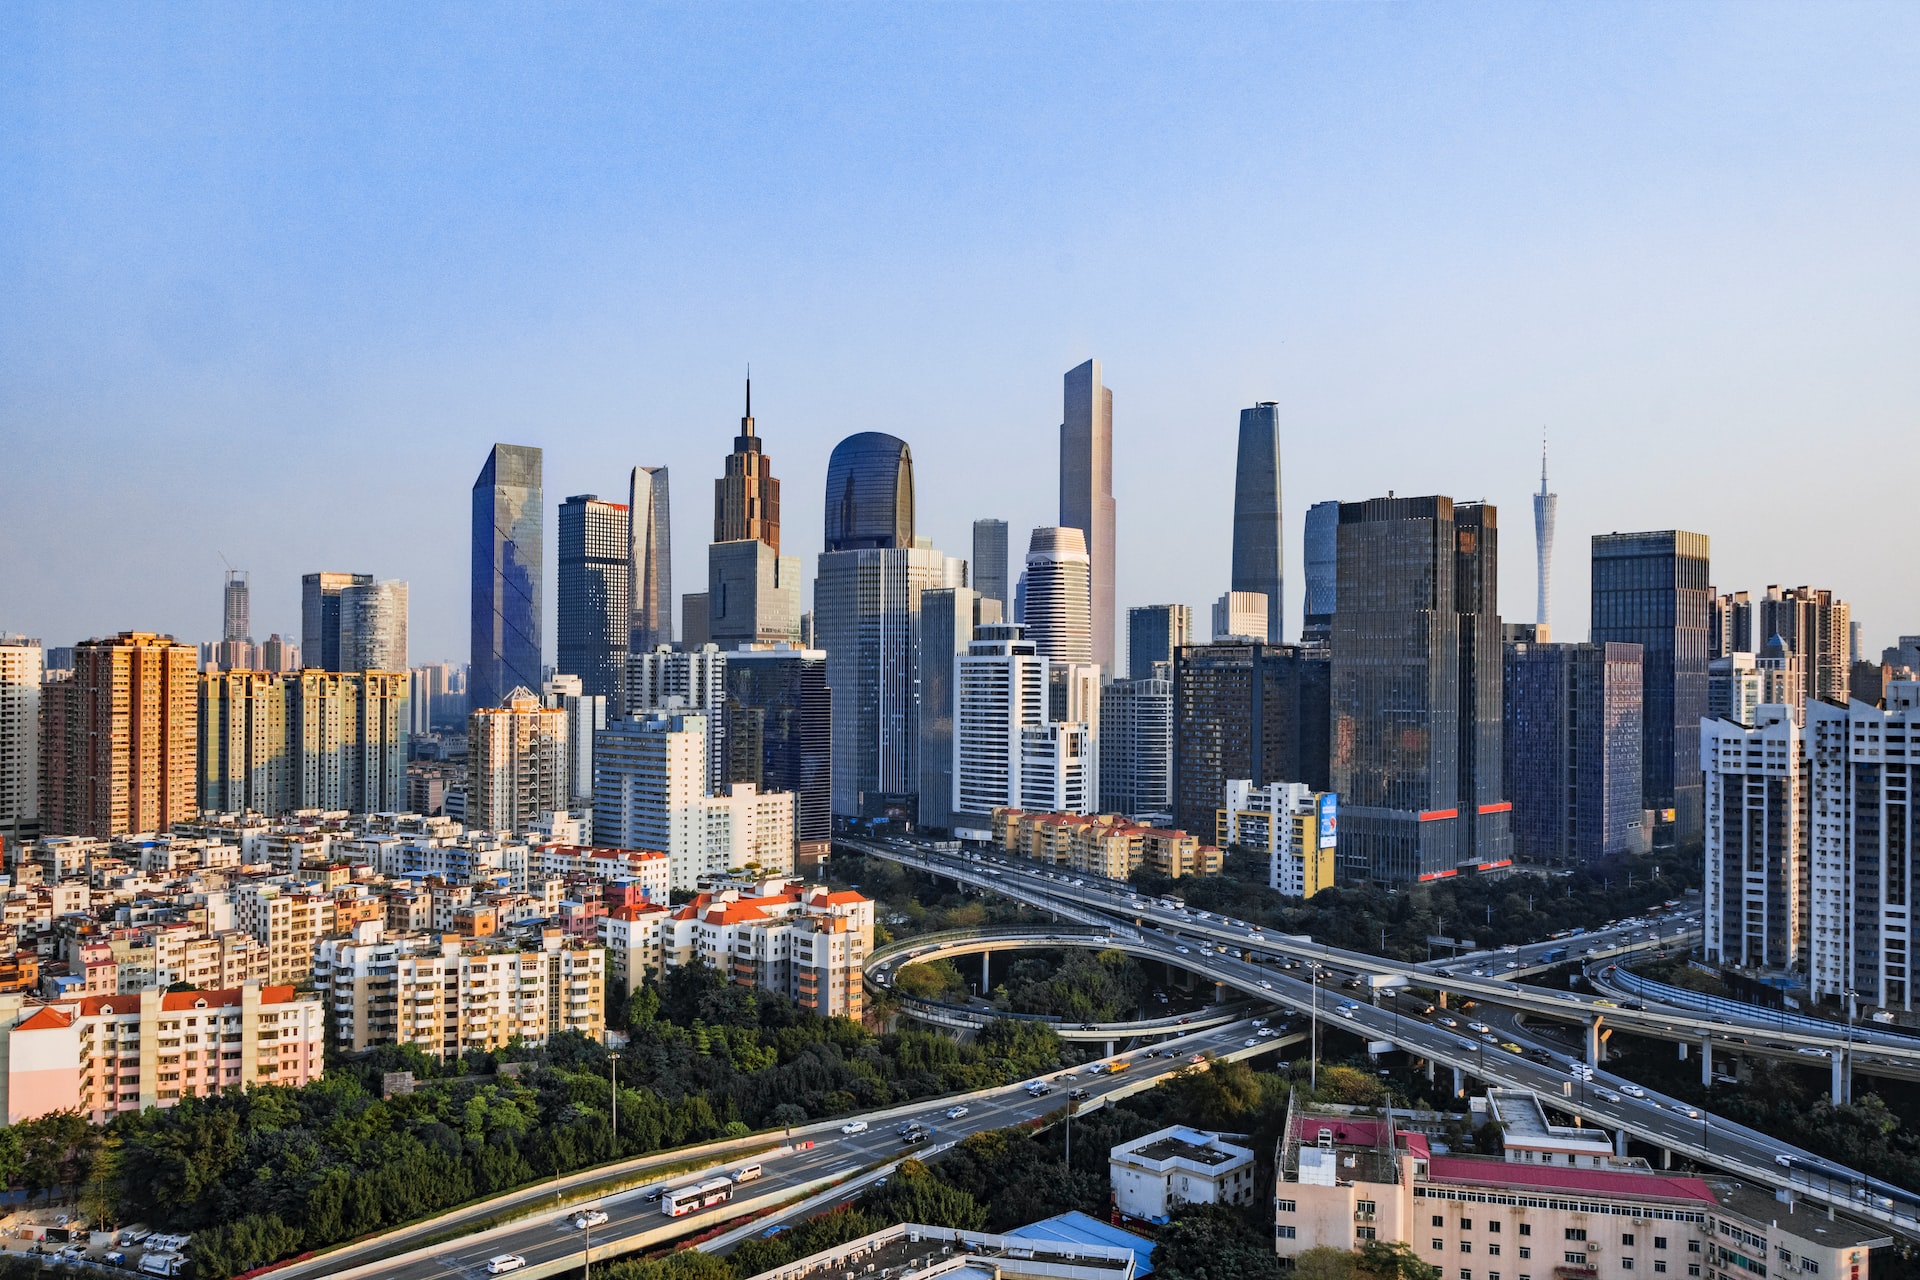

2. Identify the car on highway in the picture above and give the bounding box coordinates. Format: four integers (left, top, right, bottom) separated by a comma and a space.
946, 1105, 970, 1119
1259, 980, 1274, 989
901, 1128, 929, 1145
1467, 1021, 1491, 1033
1436, 1016, 1457, 1027
1666, 1103, 1701, 1119
1595, 1087, 1622, 1102
1619, 1084, 1646, 1098
1244, 1037, 1258, 1046
1338, 1005, 1358, 1019
1069, 1087, 1091, 1100
573, 1209, 610, 1230
1795, 1047, 1830, 1057
1189, 1053, 1206, 1063
644, 1186, 666, 1202
487, 1256, 529, 1276
1176, 946, 1191, 954
842, 1119, 870, 1134
1500, 1042, 1523, 1054
1480, 1032, 1499, 1043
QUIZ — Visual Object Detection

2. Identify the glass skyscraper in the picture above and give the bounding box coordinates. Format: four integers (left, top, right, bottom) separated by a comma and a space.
471, 443, 544, 713
1231, 402, 1284, 644
724, 645, 833, 862
1171, 641, 1329, 839
1060, 359, 1117, 672
972, 518, 1008, 612
1301, 500, 1339, 647
628, 466, 673, 655
558, 493, 630, 702
302, 571, 372, 672
824, 432, 914, 551
1503, 640, 1644, 863
1127, 604, 1192, 682
1590, 530, 1711, 847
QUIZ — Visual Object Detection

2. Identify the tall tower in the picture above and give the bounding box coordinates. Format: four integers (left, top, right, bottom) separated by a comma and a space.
1060, 359, 1116, 673
558, 494, 630, 701
1231, 402, 1284, 644
972, 519, 1009, 612
1023, 526, 1093, 665
1533, 435, 1557, 637
715, 378, 781, 552
824, 433, 914, 552
1301, 500, 1339, 647
471, 443, 544, 713
628, 466, 674, 655
223, 570, 251, 644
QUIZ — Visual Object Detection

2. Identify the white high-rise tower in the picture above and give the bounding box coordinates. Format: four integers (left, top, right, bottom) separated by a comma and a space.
1533, 434, 1557, 638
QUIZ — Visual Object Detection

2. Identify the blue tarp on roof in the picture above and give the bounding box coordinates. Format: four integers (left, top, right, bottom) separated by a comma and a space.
1005, 1211, 1156, 1276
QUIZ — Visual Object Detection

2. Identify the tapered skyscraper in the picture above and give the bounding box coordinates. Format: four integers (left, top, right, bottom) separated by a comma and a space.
471, 443, 544, 713
1060, 359, 1116, 673
1231, 402, 1284, 644
715, 379, 780, 552
1533, 436, 1556, 636
628, 466, 673, 653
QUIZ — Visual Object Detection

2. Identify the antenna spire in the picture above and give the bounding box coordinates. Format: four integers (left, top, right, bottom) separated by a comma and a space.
1540, 428, 1549, 492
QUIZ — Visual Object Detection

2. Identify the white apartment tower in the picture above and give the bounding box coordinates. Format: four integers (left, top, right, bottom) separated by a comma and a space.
1702, 704, 1808, 974
1022, 526, 1094, 665
952, 624, 1095, 829
467, 686, 568, 835
626, 643, 729, 793
0, 637, 42, 850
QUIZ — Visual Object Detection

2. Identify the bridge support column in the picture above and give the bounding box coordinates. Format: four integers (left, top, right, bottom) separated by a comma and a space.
1438, 990, 1449, 1010
1425, 1058, 1436, 1084
982, 952, 990, 992
1615, 1129, 1629, 1158
1105, 1040, 1116, 1058
1832, 1049, 1848, 1104
1585, 1017, 1605, 1068
1662, 1148, 1672, 1169
1452, 1066, 1464, 1097
1700, 1039, 1713, 1087
1215, 981, 1229, 1005
1677, 1041, 1688, 1061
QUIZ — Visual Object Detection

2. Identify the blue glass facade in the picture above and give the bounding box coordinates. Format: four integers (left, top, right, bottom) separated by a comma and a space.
470, 443, 544, 712
1231, 402, 1284, 643
1503, 641, 1644, 863
1301, 500, 1339, 644
558, 494, 629, 702
824, 432, 914, 551
1127, 604, 1190, 682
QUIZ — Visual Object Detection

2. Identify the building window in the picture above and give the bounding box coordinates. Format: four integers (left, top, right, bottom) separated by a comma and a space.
1689, 1243, 1702, 1255
1435, 1216, 1448, 1228
1624, 1261, 1636, 1271
1521, 1250, 1533, 1261
1656, 1240, 1668, 1252
1656, 1263, 1668, 1273
1279, 1200, 1297, 1213
1461, 1271, 1473, 1280
1491, 1223, 1503, 1234
1568, 1255, 1591, 1265
1435, 1242, 1447, 1253
1463, 1245, 1474, 1255
1359, 1201, 1378, 1215
1624, 1236, 1637, 1248
1463, 1220, 1475, 1231
1490, 1246, 1503, 1257
1688, 1268, 1701, 1277
1279, 1227, 1297, 1240
1360, 1229, 1377, 1241
1567, 1232, 1589, 1243
1520, 1226, 1533, 1238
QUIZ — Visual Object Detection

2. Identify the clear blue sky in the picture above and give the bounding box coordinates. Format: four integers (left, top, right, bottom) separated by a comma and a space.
4, 4, 1917, 661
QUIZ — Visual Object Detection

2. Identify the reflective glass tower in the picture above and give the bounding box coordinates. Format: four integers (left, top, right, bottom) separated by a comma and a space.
824, 433, 914, 551
1127, 604, 1192, 682
1231, 402, 1284, 643
1060, 359, 1117, 672
558, 494, 630, 701
471, 443, 544, 713
972, 518, 1009, 612
1301, 500, 1339, 647
628, 466, 673, 655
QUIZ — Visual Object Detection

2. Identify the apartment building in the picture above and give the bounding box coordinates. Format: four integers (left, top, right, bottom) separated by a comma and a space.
1217, 781, 1337, 899
42, 632, 199, 839
233, 883, 337, 983
468, 687, 568, 836
532, 846, 670, 901
992, 808, 1223, 880
649, 879, 874, 1018
1110, 1125, 1257, 1223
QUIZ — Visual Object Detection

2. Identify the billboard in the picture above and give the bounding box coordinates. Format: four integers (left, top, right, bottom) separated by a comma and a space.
1318, 793, 1338, 847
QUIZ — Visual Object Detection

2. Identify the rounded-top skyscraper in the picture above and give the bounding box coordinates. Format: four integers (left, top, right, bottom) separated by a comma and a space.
824, 432, 915, 551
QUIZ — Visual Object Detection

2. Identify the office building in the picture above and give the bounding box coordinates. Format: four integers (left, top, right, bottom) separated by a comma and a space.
953, 624, 1052, 834
1231, 401, 1284, 644
41, 633, 198, 840
1060, 359, 1117, 672
708, 538, 803, 647
259, 634, 301, 674
627, 643, 729, 793
1591, 530, 1710, 847
1127, 605, 1191, 682
1211, 591, 1269, 643
468, 686, 567, 836
918, 587, 994, 833
724, 644, 833, 865
223, 570, 250, 646
1502, 641, 1645, 864
1332, 497, 1509, 882
682, 592, 710, 648
1023, 526, 1094, 664
628, 465, 674, 657
1217, 780, 1336, 898
1759, 585, 1852, 706
1173, 641, 1329, 843
285, 670, 409, 813
543, 675, 606, 811
1533, 440, 1556, 637
1, 638, 41, 851
1111, 1126, 1256, 1223
558, 493, 630, 703
339, 579, 408, 673
1100, 666, 1172, 822
301, 571, 372, 672
1710, 590, 1752, 660
470, 443, 544, 713
824, 432, 914, 552
715, 379, 781, 551
972, 518, 1009, 612
1300, 500, 1339, 649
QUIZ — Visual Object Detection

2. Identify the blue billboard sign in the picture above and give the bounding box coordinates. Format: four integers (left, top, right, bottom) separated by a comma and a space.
1318, 793, 1338, 847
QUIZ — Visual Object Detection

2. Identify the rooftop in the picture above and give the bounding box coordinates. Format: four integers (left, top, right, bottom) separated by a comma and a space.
1425, 1155, 1717, 1205
1708, 1180, 1894, 1252
1117, 1126, 1250, 1170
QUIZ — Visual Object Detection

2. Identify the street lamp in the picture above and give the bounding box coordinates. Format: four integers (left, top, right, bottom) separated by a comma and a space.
610, 1052, 622, 1158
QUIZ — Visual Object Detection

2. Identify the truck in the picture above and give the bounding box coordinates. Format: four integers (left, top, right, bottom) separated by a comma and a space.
1541, 948, 1569, 963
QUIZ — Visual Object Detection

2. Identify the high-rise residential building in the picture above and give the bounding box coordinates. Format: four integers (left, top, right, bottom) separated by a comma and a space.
1172, 641, 1329, 841
1127, 605, 1192, 682
1060, 359, 1116, 672
626, 644, 729, 793
708, 539, 803, 647
952, 624, 1095, 826
1760, 584, 1852, 706
723, 644, 833, 865
1022, 526, 1093, 664
1710, 590, 1753, 659
1591, 529, 1711, 847
972, 519, 1009, 613
1218, 780, 1337, 899
1708, 651, 1764, 727
543, 675, 606, 812
1100, 664, 1172, 822
918, 586, 994, 833
1332, 497, 1509, 883
259, 634, 301, 674
223, 570, 251, 645
408, 666, 434, 736
41, 633, 198, 839
1533, 439, 1556, 638
285, 670, 409, 813
627, 465, 674, 657
1300, 500, 1339, 649
468, 686, 567, 836
301, 571, 372, 672
1502, 640, 1645, 864
558, 493, 631, 703
1211, 591, 1269, 644
339, 579, 409, 673
824, 433, 915, 552
470, 443, 544, 713
0, 637, 42, 850
1231, 401, 1284, 643
199, 670, 290, 815
1702, 705, 1807, 974
715, 379, 780, 552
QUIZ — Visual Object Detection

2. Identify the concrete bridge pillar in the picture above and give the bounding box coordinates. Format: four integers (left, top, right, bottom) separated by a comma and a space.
1585, 1017, 1605, 1068
1662, 1148, 1672, 1169
1452, 1066, 1464, 1097
1215, 981, 1229, 1005
1425, 1058, 1436, 1084
1438, 990, 1449, 1009
1700, 1039, 1713, 1087
982, 951, 990, 992
1105, 1040, 1116, 1058
1831, 1049, 1849, 1104
1615, 1129, 1629, 1158
1677, 1041, 1688, 1060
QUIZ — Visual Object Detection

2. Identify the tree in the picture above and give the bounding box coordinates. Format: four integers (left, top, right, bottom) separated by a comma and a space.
1295, 1247, 1359, 1280
864, 1160, 988, 1229
1357, 1240, 1442, 1280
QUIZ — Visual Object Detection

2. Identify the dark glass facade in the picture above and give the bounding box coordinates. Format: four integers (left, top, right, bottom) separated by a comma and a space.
1172, 641, 1329, 837
724, 648, 832, 855
1503, 641, 1644, 863
1231, 402, 1284, 643
1128, 605, 1190, 682
972, 519, 1009, 612
1301, 500, 1338, 646
824, 433, 915, 551
470, 443, 544, 712
558, 494, 630, 701
1330, 495, 1510, 883
1590, 530, 1710, 846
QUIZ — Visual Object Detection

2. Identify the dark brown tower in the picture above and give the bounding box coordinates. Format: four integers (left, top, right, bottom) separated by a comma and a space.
714, 377, 781, 553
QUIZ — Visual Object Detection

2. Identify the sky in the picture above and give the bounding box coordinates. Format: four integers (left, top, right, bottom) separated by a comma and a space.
4, 4, 1918, 664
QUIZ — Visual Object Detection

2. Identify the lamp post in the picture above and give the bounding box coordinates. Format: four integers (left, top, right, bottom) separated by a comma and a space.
1843, 990, 1857, 1106
610, 1052, 622, 1157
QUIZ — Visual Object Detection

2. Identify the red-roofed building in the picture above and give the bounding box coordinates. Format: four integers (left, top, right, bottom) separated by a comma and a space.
650, 877, 873, 1019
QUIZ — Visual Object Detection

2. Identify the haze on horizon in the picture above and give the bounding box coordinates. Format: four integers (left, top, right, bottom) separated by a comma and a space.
3, 5, 1917, 661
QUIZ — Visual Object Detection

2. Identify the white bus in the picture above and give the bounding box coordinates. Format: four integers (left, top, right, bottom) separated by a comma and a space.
662, 1175, 736, 1217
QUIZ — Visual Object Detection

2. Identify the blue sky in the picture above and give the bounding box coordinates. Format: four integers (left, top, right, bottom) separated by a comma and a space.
4, 4, 1917, 661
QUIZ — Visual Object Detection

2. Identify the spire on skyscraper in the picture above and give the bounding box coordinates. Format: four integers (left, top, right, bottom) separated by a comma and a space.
715, 375, 780, 551
1533, 429, 1557, 636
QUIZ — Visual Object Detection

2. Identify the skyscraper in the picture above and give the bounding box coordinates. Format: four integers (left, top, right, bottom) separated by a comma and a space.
543, 674, 606, 811
1502, 640, 1644, 863
43, 632, 198, 839
1590, 530, 1711, 847
1301, 500, 1339, 648
302, 571, 373, 671
339, 580, 409, 673
715, 379, 780, 551
1759, 585, 1852, 705
223, 570, 251, 644
626, 643, 729, 793
198, 669, 289, 815
824, 433, 914, 552
468, 685, 567, 836
0, 636, 42, 849
558, 494, 631, 702
1710, 590, 1753, 659
1101, 665, 1173, 822
283, 670, 409, 813
627, 466, 674, 656
1127, 605, 1192, 682
1533, 438, 1557, 637
1060, 359, 1117, 672
1022, 526, 1093, 664
1331, 496, 1510, 882
1211, 591, 1269, 644
952, 623, 1093, 823
972, 518, 1009, 613
1172, 641, 1329, 839
709, 541, 803, 647
471, 443, 544, 713
724, 644, 833, 865
918, 585, 987, 833
1231, 402, 1283, 643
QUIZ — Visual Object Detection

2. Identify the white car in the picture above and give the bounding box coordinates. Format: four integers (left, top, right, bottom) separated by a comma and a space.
1595, 1087, 1623, 1102
573, 1209, 609, 1230
1467, 1021, 1491, 1033
1244, 1037, 1258, 1046
1669, 1104, 1701, 1119
946, 1105, 970, 1119
487, 1257, 528, 1276
842, 1119, 870, 1135
1338, 1006, 1358, 1019
1176, 946, 1191, 954
1259, 980, 1274, 989
1619, 1084, 1646, 1098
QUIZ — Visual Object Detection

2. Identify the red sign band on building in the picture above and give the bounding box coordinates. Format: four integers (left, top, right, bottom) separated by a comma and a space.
1417, 868, 1460, 881
1418, 808, 1458, 822
1478, 802, 1512, 814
